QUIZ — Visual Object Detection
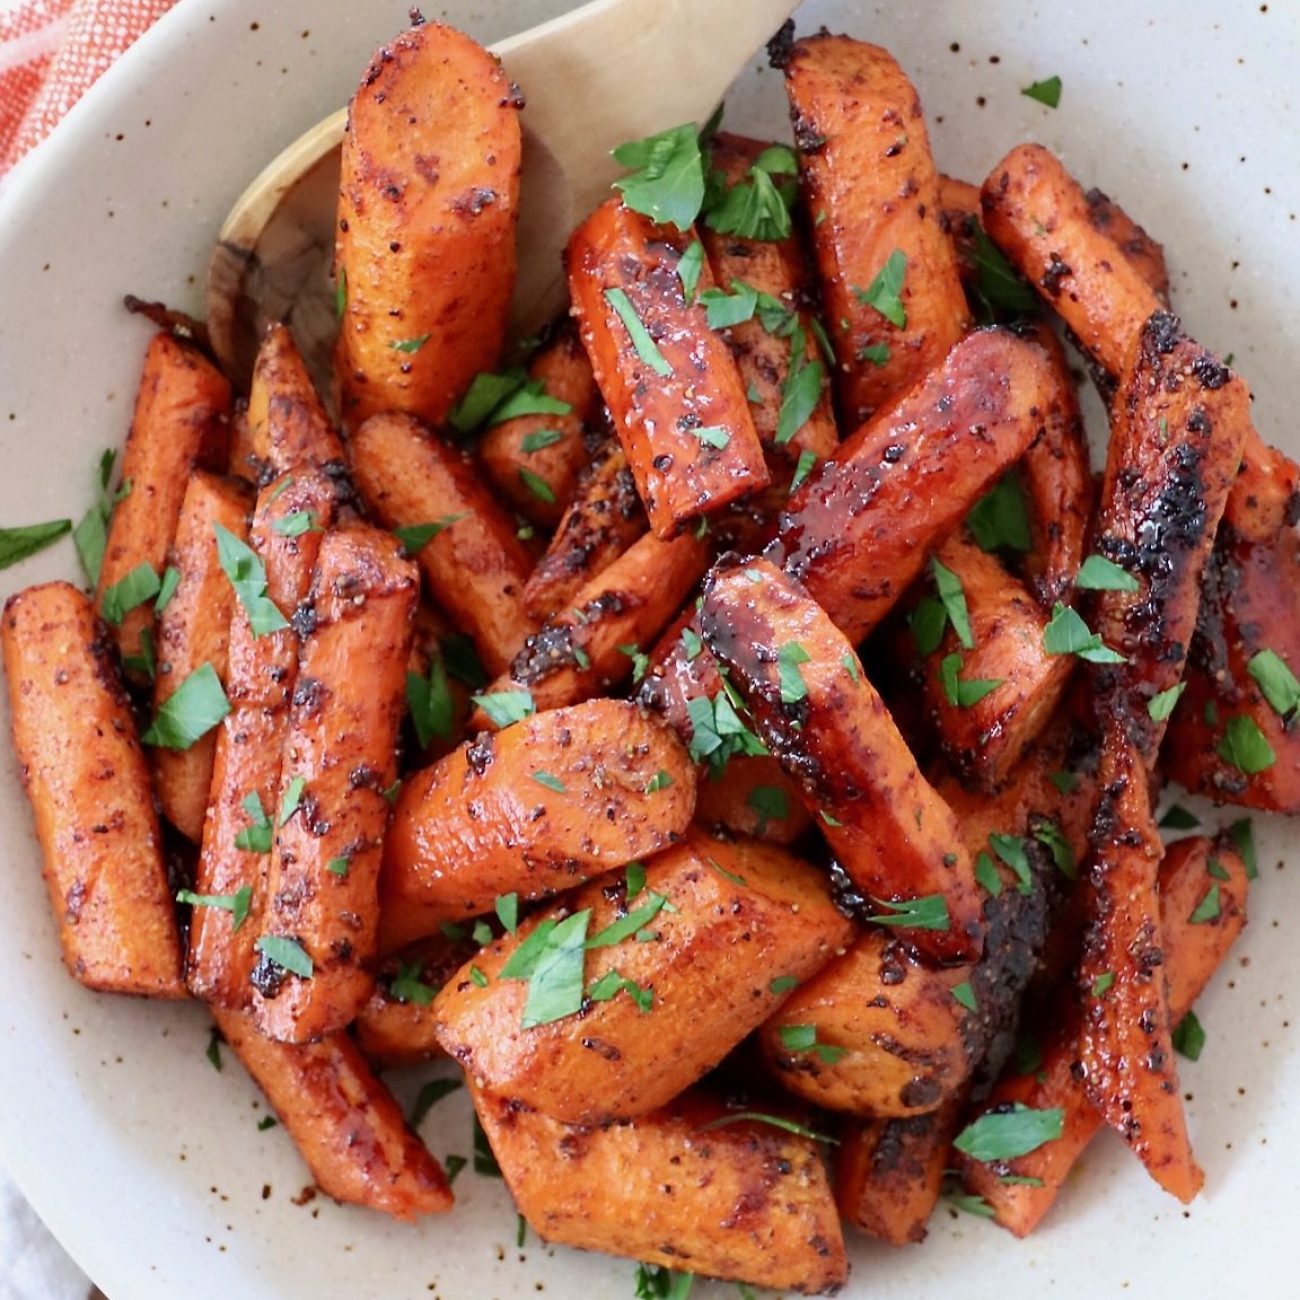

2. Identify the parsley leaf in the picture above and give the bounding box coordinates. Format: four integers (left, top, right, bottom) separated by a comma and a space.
176, 886, 252, 932
777, 1023, 847, 1065
604, 287, 673, 377
531, 770, 566, 793
1076, 554, 1139, 592
866, 894, 951, 931
1230, 817, 1257, 880
73, 449, 123, 586
278, 775, 306, 826
520, 428, 565, 453
695, 1111, 837, 1145
390, 334, 431, 354
271, 510, 319, 538
854, 249, 908, 328
1148, 682, 1187, 722
1172, 1010, 1206, 1061
747, 783, 789, 833
705, 164, 796, 242
690, 425, 730, 450
101, 562, 160, 626
142, 663, 230, 750
495, 892, 519, 936
967, 474, 1032, 552
586, 894, 669, 949
407, 655, 454, 749
394, 516, 465, 553
518, 468, 556, 504
931, 558, 974, 649
677, 240, 704, 302
0, 519, 71, 570
500, 910, 592, 1028
969, 229, 1040, 322
790, 448, 818, 493
1189, 883, 1221, 924
777, 641, 811, 703
254, 935, 313, 979
910, 595, 949, 656
989, 832, 1033, 893
449, 370, 527, 434
953, 1104, 1064, 1161
490, 381, 572, 425
699, 280, 759, 329
975, 850, 1002, 896
775, 326, 825, 447
1217, 715, 1276, 774
1022, 75, 1063, 108
952, 980, 978, 1011
1247, 648, 1300, 717
234, 791, 273, 853
612, 123, 706, 230
939, 653, 1002, 707
618, 642, 649, 684
471, 689, 535, 728
155, 564, 181, 614
1158, 803, 1199, 831
1042, 602, 1126, 663
1092, 971, 1115, 997
214, 524, 288, 637
390, 961, 438, 1006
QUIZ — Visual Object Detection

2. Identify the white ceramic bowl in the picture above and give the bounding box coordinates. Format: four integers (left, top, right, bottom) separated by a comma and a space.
0, 2, 1296, 1297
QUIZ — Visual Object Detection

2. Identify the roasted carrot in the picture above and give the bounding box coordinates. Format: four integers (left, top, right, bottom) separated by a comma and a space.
151, 471, 252, 842
2, 583, 184, 997
1091, 313, 1251, 767
960, 835, 1247, 1234
700, 131, 838, 460
700, 556, 983, 962
936, 174, 983, 288
227, 406, 258, 483
521, 439, 647, 620
212, 1008, 452, 1219
766, 328, 1056, 646
472, 1083, 847, 1294
349, 411, 535, 676
97, 331, 231, 671
381, 698, 695, 950
566, 198, 770, 537
1077, 724, 1202, 1202
187, 470, 341, 1007
836, 1101, 963, 1245
981, 144, 1164, 379
403, 601, 473, 764
436, 831, 853, 1124
905, 533, 1076, 791
1164, 524, 1300, 812
479, 326, 602, 526
1221, 434, 1300, 544
246, 321, 347, 476
781, 35, 969, 425
694, 755, 812, 845
1016, 320, 1094, 606
354, 932, 475, 1069
334, 20, 522, 431
250, 525, 418, 1043
473, 528, 709, 721
1083, 185, 1170, 302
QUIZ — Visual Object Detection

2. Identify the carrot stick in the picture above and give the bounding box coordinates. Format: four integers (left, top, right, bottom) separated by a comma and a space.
247, 321, 346, 476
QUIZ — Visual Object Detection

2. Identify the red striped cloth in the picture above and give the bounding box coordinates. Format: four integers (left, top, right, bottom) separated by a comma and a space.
0, 0, 174, 174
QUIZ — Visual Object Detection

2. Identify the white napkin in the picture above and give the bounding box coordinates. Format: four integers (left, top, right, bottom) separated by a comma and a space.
0, 1162, 90, 1300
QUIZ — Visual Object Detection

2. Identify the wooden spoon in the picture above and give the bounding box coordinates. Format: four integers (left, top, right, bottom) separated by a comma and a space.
207, 0, 800, 392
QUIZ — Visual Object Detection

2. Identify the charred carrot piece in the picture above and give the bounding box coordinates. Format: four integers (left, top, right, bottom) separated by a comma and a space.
471, 1082, 847, 1294
1077, 725, 1202, 1201
521, 439, 648, 620
1083, 185, 1170, 302
354, 932, 475, 1069
566, 197, 770, 537
212, 1007, 452, 1218
436, 831, 853, 1124
700, 556, 983, 962
187, 470, 341, 1007
334, 20, 521, 431
247, 322, 346, 476
781, 35, 969, 425
905, 533, 1075, 791
836, 1101, 964, 1245
766, 328, 1054, 646
480, 326, 603, 526
960, 835, 1247, 1234
151, 472, 252, 842
349, 411, 535, 676
380, 698, 695, 951
250, 525, 418, 1043
97, 332, 231, 670
700, 131, 838, 460
473, 528, 709, 721
1091, 313, 1251, 766
3, 583, 184, 996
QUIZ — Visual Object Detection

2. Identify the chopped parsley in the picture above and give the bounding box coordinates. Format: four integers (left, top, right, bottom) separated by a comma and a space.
1092, 971, 1115, 997
471, 689, 536, 728
407, 655, 455, 748
1172, 1010, 1206, 1061
677, 240, 704, 301
690, 425, 731, 450
777, 641, 811, 704
531, 770, 566, 793
215, 524, 287, 636
695, 1111, 837, 1145
1189, 883, 1221, 924
747, 783, 789, 833
1247, 648, 1300, 718
586, 894, 670, 949
234, 791, 273, 853
612, 122, 706, 230
776, 1023, 847, 1064
390, 334, 431, 354
101, 562, 160, 627
393, 517, 465, 554
1075, 554, 1138, 592
951, 981, 978, 1011
953, 1104, 1064, 1162
390, 961, 438, 1006
495, 892, 520, 936
1041, 602, 1126, 663
1216, 714, 1276, 774
1230, 817, 1257, 879
176, 886, 253, 932
499, 910, 592, 1027
865, 893, 951, 932
520, 428, 565, 453
644, 769, 673, 793
1021, 75, 1063, 109
409, 1077, 461, 1128
604, 287, 672, 377
790, 448, 818, 493
142, 663, 230, 750
931, 558, 974, 649
939, 653, 1002, 707
854, 249, 908, 328
1148, 682, 1187, 722
967, 474, 1033, 553
0, 519, 71, 571
775, 326, 825, 446
518, 468, 557, 504
254, 934, 313, 979
704, 144, 798, 242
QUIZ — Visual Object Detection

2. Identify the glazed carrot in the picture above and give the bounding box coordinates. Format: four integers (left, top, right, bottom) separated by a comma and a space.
380, 698, 695, 951
187, 470, 341, 1007
1091, 313, 1250, 767
836, 1101, 963, 1245
334, 19, 522, 431
472, 1083, 847, 1294
521, 439, 647, 620
1164, 524, 1300, 812
479, 326, 603, 526
250, 525, 418, 1043
349, 411, 535, 676
436, 832, 853, 1124
566, 197, 770, 537
700, 556, 983, 962
1014, 320, 1094, 606
700, 131, 838, 460
473, 528, 709, 720
766, 328, 1056, 646
212, 1008, 452, 1219
981, 144, 1164, 378
2, 583, 184, 997
97, 331, 231, 670
906, 533, 1075, 791
759, 929, 970, 1116
247, 321, 346, 475
781, 35, 969, 425
1083, 184, 1170, 302
1221, 434, 1300, 544
960, 835, 1248, 1234
151, 472, 252, 842
354, 932, 475, 1069
1077, 725, 1202, 1202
